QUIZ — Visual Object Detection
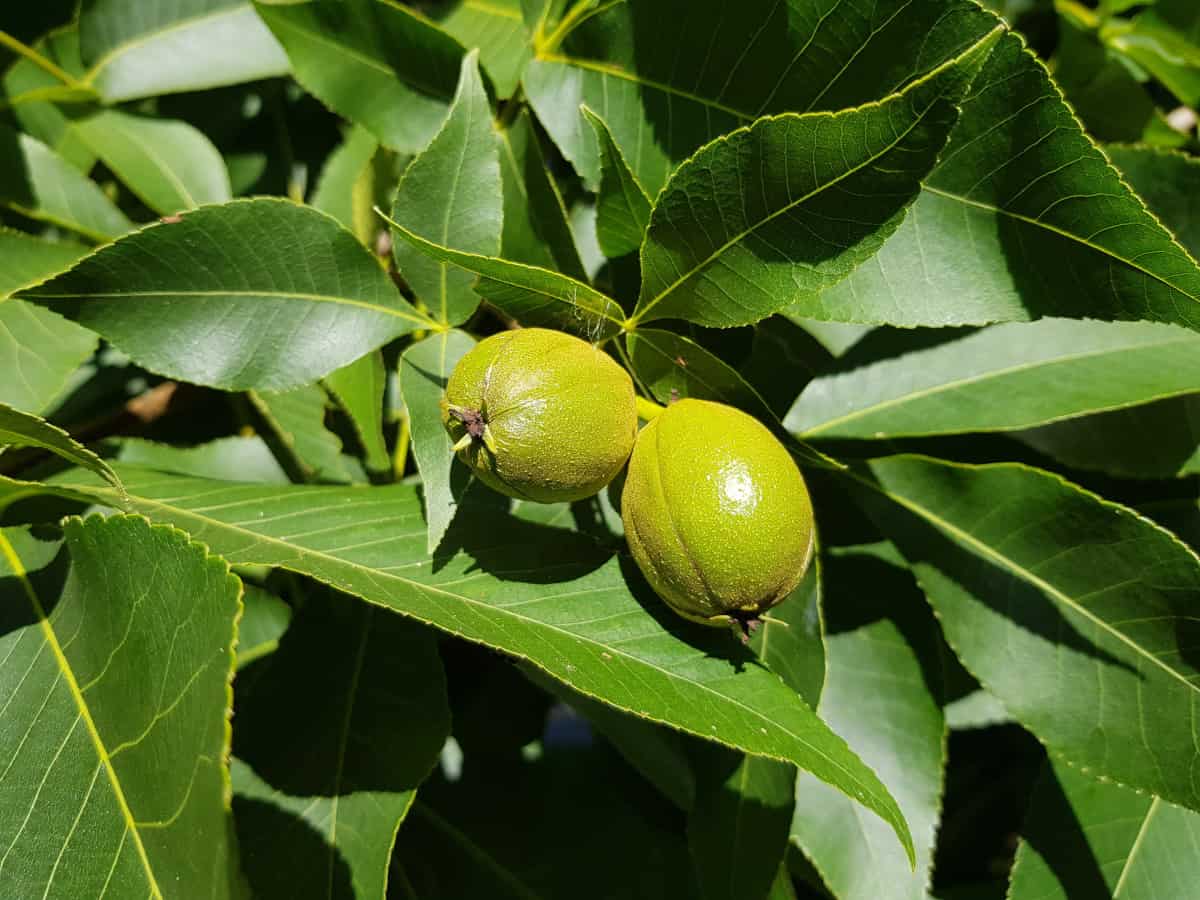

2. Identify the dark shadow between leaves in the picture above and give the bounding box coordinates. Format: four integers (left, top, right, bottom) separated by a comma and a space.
1018, 396, 1200, 480
233, 794, 356, 900
1016, 761, 1112, 900
0, 538, 69, 639
830, 325, 980, 375
234, 586, 447, 797
846, 467, 1136, 676
686, 740, 795, 900
0, 123, 35, 211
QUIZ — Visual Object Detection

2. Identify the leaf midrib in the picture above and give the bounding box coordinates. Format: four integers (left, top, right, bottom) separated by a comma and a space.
86, 481, 890, 816
800, 332, 1200, 437
0, 530, 163, 899
327, 607, 371, 900
90, 115, 197, 210
29, 289, 433, 327
1112, 797, 1160, 898
923, 185, 1200, 304
536, 52, 752, 121
854, 466, 1200, 695
632, 82, 946, 324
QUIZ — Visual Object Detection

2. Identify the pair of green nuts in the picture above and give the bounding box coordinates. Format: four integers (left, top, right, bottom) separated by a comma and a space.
442, 328, 814, 632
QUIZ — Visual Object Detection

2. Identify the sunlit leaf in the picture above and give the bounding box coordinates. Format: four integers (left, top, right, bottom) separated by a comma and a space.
75, 111, 232, 215
254, 0, 465, 153
1008, 757, 1200, 900
787, 320, 1200, 440
849, 456, 1200, 814
0, 516, 242, 898
0, 127, 133, 242
325, 351, 391, 475
19, 199, 432, 391
310, 125, 379, 244
498, 109, 587, 280
79, 0, 289, 101
630, 32, 1000, 328
399, 330, 476, 553
35, 463, 918, 862
790, 544, 946, 900
582, 105, 650, 259
0, 402, 121, 493
391, 51, 502, 327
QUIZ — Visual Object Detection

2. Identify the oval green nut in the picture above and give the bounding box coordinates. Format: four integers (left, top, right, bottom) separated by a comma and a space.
442, 328, 637, 503
621, 398, 814, 632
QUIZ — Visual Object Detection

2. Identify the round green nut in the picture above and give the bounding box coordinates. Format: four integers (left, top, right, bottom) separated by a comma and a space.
621, 398, 814, 632
442, 327, 637, 503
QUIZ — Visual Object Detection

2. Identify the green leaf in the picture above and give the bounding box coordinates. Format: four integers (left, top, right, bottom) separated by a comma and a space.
74, 111, 232, 216
235, 583, 292, 669
1001, 147, 1200, 479
629, 31, 1002, 328
943, 689, 1011, 731
310, 125, 379, 244
1018, 396, 1200, 479
43, 463, 918, 862
688, 747, 797, 900
0, 300, 97, 415
79, 0, 289, 101
686, 565, 822, 900
1107, 145, 1200, 258
628, 328, 778, 422
1052, 8, 1184, 146
1, 28, 98, 172
1008, 757, 1200, 900
582, 105, 651, 259
434, 0, 531, 98
248, 384, 357, 484
750, 561, 825, 707
804, 32, 1200, 330
1141, 0, 1200, 44
391, 51, 502, 327
524, 0, 1003, 195
19, 199, 432, 392
626, 328, 843, 472
498, 109, 587, 281
847, 456, 1200, 814
325, 351, 391, 475
232, 588, 449, 900
0, 402, 122, 493
117, 436, 290, 485
738, 317, 836, 419
0, 229, 90, 297
0, 230, 96, 415
0, 127, 134, 242
0, 515, 242, 898
790, 544, 947, 900
383, 210, 626, 339
399, 330, 476, 553
254, 0, 465, 154
786, 319, 1200, 440
1104, 16, 1200, 107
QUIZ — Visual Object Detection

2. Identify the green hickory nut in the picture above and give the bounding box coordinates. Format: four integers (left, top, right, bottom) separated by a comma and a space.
442, 327, 637, 503
621, 398, 814, 635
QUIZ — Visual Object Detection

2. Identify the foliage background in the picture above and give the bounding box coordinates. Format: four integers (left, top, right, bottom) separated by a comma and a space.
2, 1, 1200, 898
